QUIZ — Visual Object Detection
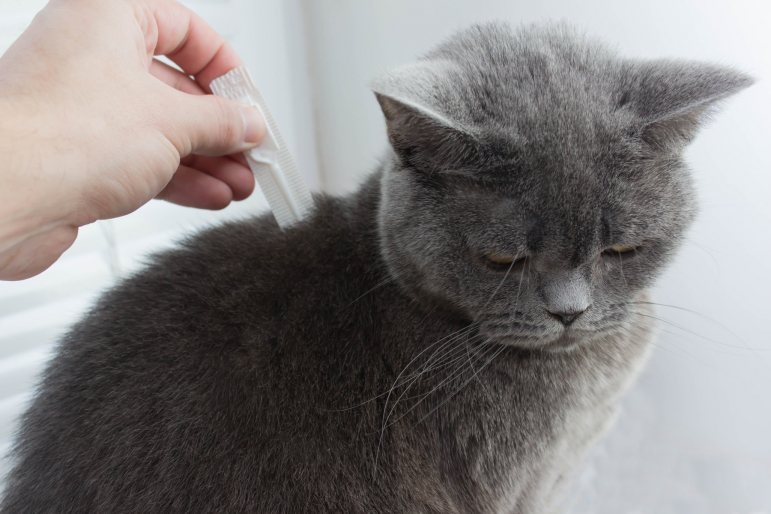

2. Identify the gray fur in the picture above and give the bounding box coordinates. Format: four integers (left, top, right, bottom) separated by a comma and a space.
1, 22, 751, 513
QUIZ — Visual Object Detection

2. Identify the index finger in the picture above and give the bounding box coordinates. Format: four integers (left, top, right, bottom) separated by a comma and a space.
144, 0, 243, 92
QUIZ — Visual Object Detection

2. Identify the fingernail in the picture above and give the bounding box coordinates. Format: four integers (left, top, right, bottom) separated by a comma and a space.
240, 106, 266, 145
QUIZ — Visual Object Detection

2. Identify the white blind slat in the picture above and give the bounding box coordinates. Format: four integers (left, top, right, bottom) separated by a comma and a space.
0, 346, 52, 405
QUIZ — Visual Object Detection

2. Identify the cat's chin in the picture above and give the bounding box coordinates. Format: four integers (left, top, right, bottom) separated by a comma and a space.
539, 333, 594, 352
482, 328, 610, 353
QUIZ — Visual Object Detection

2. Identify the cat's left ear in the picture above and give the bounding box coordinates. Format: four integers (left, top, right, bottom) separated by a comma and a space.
620, 61, 753, 153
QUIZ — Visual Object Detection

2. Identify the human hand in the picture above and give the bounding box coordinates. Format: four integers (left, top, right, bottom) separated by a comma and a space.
0, 0, 266, 280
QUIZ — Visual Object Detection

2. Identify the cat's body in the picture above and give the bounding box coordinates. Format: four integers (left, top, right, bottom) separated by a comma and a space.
1, 176, 654, 513
1, 23, 750, 514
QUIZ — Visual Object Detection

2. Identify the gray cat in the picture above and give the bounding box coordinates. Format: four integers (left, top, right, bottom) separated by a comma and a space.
1, 22, 751, 514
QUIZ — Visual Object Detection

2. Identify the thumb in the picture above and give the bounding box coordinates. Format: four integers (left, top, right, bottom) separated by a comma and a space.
174, 94, 267, 157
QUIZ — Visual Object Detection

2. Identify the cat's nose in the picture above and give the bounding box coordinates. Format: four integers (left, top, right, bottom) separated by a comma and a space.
547, 309, 585, 327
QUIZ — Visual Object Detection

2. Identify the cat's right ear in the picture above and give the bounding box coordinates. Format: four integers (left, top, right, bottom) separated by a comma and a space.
374, 92, 479, 172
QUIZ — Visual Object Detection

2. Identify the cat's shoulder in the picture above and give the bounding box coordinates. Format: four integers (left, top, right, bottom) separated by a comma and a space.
62, 191, 383, 351
104, 195, 361, 311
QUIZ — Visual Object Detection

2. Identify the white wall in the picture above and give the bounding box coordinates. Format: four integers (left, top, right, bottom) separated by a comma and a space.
303, 1, 771, 512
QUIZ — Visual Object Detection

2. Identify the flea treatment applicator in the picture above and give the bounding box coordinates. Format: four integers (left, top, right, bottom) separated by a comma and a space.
210, 67, 314, 229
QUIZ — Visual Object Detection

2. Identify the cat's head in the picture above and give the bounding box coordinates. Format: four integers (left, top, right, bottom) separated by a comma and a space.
373, 22, 751, 349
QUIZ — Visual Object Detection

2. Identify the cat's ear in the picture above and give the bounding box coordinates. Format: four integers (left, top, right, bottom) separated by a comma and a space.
373, 93, 479, 172
620, 61, 753, 153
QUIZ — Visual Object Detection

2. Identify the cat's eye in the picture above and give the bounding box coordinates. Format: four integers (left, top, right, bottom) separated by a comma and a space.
485, 252, 515, 264
602, 246, 638, 260
481, 251, 527, 272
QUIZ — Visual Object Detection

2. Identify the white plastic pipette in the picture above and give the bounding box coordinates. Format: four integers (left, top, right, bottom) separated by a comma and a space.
210, 67, 313, 229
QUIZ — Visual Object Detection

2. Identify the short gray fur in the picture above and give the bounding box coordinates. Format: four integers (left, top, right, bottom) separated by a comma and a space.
1, 22, 751, 514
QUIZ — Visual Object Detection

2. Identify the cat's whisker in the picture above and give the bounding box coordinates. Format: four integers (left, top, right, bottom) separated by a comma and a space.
479, 256, 518, 312
627, 315, 753, 359
684, 237, 721, 274
378, 337, 500, 434
401, 323, 482, 377
405, 324, 480, 378
383, 321, 484, 399
465, 342, 493, 402
398, 338, 479, 384
334, 323, 480, 413
620, 322, 714, 367
381, 331, 487, 426
374, 323, 482, 468
337, 274, 398, 312
391, 253, 519, 399
616, 323, 691, 362
379, 331, 475, 421
412, 340, 510, 430
617, 302, 769, 367
631, 301, 765, 351
634, 312, 770, 369
387, 335, 490, 410
387, 332, 487, 408
393, 333, 494, 404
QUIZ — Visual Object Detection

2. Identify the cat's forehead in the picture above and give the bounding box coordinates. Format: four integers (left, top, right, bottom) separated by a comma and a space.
413, 25, 616, 119
465, 168, 641, 229
375, 23, 629, 160
427, 22, 619, 114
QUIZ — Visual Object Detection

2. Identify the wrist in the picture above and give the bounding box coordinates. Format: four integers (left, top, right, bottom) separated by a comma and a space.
0, 99, 77, 278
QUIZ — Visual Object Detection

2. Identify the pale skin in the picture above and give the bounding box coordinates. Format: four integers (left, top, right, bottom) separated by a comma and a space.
0, 0, 267, 281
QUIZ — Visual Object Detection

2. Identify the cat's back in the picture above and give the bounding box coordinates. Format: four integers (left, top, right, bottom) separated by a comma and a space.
1, 184, 411, 513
